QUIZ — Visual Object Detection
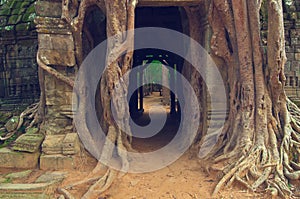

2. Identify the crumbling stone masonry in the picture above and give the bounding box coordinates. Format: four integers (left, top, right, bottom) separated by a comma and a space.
0, 0, 39, 111
261, 0, 300, 102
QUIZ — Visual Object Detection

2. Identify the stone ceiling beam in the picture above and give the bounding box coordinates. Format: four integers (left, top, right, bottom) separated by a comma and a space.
138, 0, 203, 7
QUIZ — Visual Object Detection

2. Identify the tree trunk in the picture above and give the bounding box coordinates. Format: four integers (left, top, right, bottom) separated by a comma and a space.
200, 0, 300, 198
81, 0, 138, 197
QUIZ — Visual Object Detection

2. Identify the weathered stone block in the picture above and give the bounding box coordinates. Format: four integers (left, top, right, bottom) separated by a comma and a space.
291, 37, 299, 45
285, 46, 294, 53
0, 16, 7, 26
38, 33, 75, 66
0, 112, 12, 124
22, 12, 35, 22
40, 154, 75, 170
35, 171, 67, 183
39, 34, 75, 51
35, 1, 62, 18
5, 170, 32, 179
12, 133, 44, 153
62, 133, 80, 155
0, 183, 55, 199
8, 14, 22, 24
0, 193, 51, 199
26, 127, 39, 134
295, 53, 300, 61
0, 8, 11, 16
15, 23, 31, 31
42, 134, 65, 154
39, 49, 75, 67
286, 52, 294, 60
0, 148, 40, 169
4, 116, 19, 132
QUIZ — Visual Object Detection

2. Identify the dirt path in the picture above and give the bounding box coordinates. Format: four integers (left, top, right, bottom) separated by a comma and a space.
100, 92, 264, 199
103, 152, 264, 199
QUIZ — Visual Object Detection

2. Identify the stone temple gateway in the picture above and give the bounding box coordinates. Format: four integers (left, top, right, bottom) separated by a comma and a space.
0, 0, 299, 169
1, 1, 300, 198
34, 0, 210, 170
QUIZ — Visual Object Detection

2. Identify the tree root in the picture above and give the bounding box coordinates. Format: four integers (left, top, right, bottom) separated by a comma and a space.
57, 188, 75, 199
62, 167, 117, 199
82, 169, 117, 199
211, 144, 295, 198
37, 52, 74, 88
0, 102, 39, 141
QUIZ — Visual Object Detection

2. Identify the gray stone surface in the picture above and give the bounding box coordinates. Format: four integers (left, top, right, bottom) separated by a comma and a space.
40, 154, 75, 170
5, 170, 32, 179
12, 133, 44, 153
35, 1, 62, 18
42, 134, 65, 154
0, 177, 7, 183
62, 133, 80, 155
0, 193, 51, 199
35, 171, 68, 183
0, 182, 52, 191
4, 116, 19, 132
0, 148, 40, 169
0, 112, 12, 125
25, 127, 39, 134
0, 0, 39, 111
38, 34, 75, 67
0, 182, 55, 199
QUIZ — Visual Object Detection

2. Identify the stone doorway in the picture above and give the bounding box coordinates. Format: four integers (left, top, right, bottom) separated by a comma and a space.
128, 6, 187, 152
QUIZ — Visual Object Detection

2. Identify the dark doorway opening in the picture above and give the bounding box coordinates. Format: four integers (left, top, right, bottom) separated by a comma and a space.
82, 6, 107, 125
82, 6, 106, 60
129, 7, 186, 152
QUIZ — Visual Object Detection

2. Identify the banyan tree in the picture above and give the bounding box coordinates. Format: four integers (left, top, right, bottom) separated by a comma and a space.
26, 0, 300, 198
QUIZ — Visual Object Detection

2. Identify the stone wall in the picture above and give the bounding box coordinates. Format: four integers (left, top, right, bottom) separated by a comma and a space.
35, 0, 75, 135
0, 0, 300, 112
283, 0, 300, 101
261, 0, 300, 102
0, 0, 39, 111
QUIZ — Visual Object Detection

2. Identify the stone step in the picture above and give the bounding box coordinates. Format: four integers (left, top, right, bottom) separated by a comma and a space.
0, 182, 55, 199
0, 148, 40, 169
207, 115, 228, 120
207, 109, 229, 113
207, 109, 229, 114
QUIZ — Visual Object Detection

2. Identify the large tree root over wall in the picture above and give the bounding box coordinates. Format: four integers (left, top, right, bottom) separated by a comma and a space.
55, 0, 138, 198
198, 0, 300, 198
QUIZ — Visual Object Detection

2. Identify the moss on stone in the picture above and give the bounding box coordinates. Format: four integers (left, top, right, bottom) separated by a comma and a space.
8, 14, 21, 24
26, 4, 35, 14
15, 22, 30, 31
0, 0, 8, 6
0, 0, 36, 30
0, 8, 11, 15
20, 1, 31, 8
11, 7, 26, 15
0, 16, 7, 26
4, 25, 13, 31
22, 12, 35, 22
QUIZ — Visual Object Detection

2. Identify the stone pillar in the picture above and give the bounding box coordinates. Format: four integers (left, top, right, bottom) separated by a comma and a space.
129, 68, 139, 116
35, 0, 75, 135
35, 0, 81, 170
161, 64, 170, 105
139, 68, 144, 112
170, 63, 176, 115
